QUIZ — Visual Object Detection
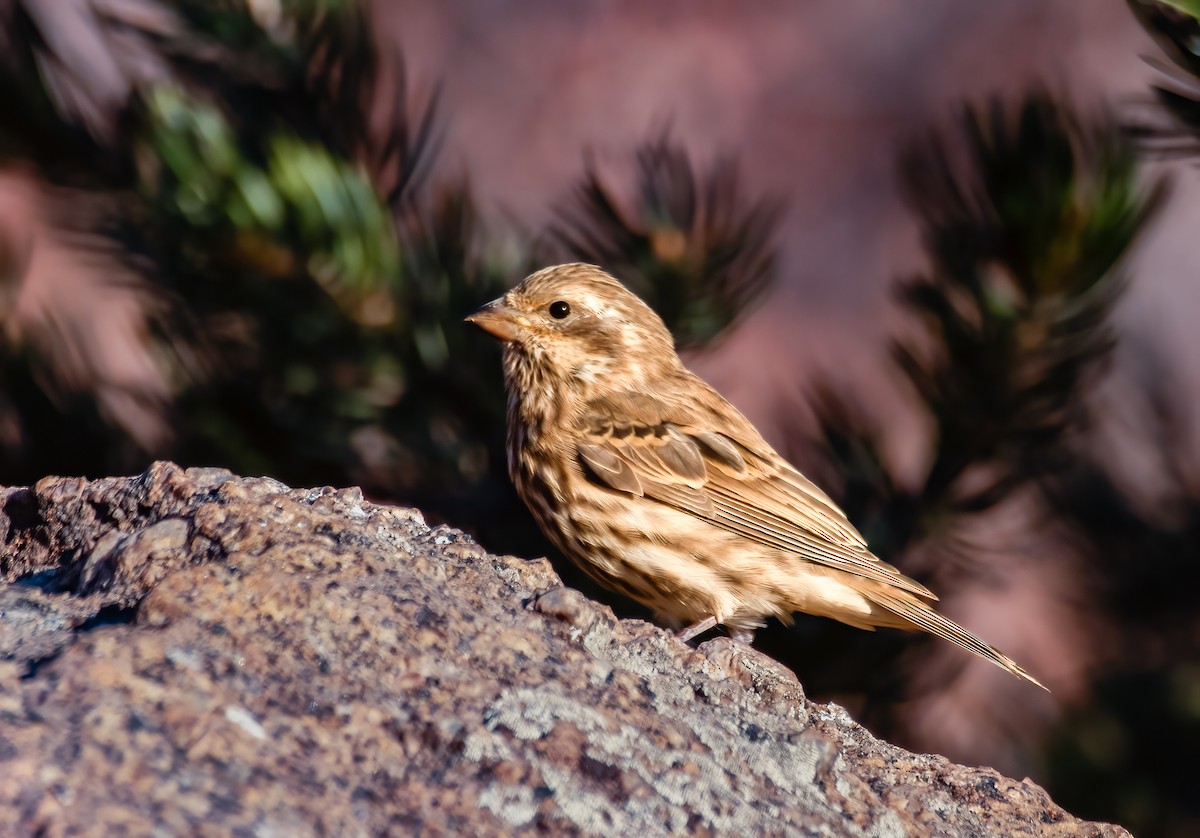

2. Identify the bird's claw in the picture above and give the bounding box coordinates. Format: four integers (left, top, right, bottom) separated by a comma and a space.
675, 618, 756, 645
675, 616, 717, 643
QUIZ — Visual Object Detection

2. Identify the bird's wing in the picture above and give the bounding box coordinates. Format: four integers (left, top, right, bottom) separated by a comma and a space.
576, 390, 936, 600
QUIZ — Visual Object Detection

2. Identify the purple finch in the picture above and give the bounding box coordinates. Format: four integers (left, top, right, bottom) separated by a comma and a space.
467, 263, 1045, 690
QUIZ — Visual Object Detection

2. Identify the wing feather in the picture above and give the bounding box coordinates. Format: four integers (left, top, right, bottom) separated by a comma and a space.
866, 591, 1048, 690
575, 390, 935, 600
578, 442, 643, 495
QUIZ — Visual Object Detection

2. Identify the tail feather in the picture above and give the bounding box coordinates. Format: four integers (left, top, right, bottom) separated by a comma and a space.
867, 592, 1049, 692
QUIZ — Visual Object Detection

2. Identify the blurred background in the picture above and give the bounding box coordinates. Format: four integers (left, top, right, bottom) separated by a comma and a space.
2, 0, 1198, 834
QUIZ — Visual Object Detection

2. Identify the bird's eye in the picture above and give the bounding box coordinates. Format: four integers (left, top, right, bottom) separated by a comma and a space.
549, 300, 571, 319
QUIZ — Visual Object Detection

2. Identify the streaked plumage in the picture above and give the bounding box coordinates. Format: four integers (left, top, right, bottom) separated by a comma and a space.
467, 262, 1046, 690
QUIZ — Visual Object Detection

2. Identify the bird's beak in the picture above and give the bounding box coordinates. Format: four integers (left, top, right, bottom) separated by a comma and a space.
465, 298, 523, 342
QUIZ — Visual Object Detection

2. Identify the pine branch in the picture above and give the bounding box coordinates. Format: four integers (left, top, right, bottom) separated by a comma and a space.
550, 135, 781, 347
893, 94, 1165, 516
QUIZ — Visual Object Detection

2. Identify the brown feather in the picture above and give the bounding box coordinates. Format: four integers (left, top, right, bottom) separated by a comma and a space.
575, 391, 938, 600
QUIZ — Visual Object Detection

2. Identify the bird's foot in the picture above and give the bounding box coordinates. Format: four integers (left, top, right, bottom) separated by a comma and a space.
675, 618, 757, 645
675, 616, 718, 643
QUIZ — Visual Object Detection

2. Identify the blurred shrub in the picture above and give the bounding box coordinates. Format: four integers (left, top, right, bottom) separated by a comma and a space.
0, 0, 779, 553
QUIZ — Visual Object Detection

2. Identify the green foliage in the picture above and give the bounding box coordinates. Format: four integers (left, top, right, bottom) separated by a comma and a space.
891, 95, 1165, 517
804, 95, 1163, 570
142, 84, 401, 313
1157, 0, 1200, 18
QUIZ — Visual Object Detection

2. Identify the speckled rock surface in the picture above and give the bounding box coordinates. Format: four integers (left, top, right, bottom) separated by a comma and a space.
0, 462, 1125, 836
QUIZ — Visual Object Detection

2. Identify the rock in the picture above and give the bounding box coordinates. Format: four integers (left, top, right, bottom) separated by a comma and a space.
0, 462, 1125, 836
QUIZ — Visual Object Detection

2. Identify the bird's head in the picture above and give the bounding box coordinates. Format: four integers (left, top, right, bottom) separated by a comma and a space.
466, 263, 679, 395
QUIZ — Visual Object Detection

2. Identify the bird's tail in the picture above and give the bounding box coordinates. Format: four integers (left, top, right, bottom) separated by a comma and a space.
866, 591, 1049, 692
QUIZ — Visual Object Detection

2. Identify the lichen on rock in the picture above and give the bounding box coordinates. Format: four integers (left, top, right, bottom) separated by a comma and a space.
0, 462, 1126, 836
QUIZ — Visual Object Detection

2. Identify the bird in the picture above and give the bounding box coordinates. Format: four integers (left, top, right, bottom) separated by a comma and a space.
466, 262, 1046, 690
